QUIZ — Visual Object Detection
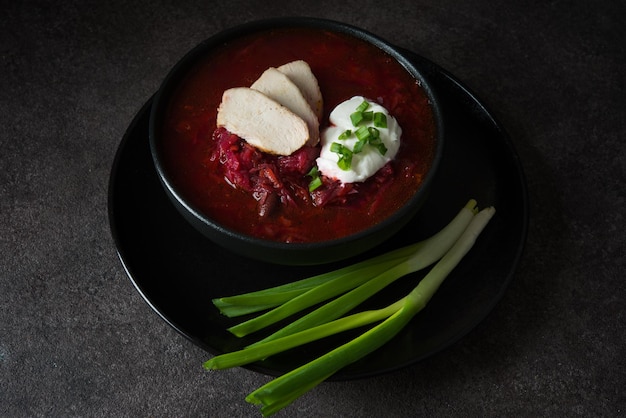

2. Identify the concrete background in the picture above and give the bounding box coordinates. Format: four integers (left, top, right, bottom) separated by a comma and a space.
1, 0, 624, 416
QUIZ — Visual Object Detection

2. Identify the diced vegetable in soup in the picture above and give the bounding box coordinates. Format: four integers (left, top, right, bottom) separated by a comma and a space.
160, 27, 437, 243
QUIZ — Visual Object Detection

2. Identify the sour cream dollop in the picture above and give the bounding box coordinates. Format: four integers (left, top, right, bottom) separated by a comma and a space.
316, 96, 402, 183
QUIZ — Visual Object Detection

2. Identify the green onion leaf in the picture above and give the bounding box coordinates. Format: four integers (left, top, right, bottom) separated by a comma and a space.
362, 111, 373, 121
330, 142, 343, 154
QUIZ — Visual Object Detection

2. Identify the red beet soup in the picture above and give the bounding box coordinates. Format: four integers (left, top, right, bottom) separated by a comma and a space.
159, 27, 437, 243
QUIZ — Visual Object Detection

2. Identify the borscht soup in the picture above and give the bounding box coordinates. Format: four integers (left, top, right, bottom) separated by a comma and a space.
157, 26, 438, 243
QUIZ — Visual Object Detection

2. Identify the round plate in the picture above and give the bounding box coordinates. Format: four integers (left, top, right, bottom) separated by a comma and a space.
108, 51, 528, 380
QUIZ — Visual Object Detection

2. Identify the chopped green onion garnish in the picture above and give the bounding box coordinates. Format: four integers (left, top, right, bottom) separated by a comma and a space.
352, 139, 366, 154
355, 126, 371, 141
337, 129, 352, 140
332, 100, 394, 171
330, 142, 353, 170
355, 100, 369, 113
374, 112, 387, 128
351, 101, 373, 127
350, 111, 363, 127
306, 166, 322, 192
368, 126, 380, 139
337, 155, 351, 171
308, 176, 322, 192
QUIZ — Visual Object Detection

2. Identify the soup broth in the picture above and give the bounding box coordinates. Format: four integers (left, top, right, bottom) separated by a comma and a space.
160, 27, 437, 242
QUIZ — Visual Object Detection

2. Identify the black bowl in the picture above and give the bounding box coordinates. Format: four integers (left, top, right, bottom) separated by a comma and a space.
149, 17, 444, 265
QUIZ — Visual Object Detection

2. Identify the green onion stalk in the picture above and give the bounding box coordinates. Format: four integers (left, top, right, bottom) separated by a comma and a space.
204, 200, 495, 416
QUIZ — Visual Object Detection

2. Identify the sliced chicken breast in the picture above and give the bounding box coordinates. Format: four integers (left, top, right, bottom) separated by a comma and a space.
251, 67, 320, 146
277, 60, 324, 121
216, 87, 309, 155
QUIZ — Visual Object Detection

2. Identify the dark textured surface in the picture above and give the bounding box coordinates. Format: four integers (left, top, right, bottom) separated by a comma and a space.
1, 1, 624, 416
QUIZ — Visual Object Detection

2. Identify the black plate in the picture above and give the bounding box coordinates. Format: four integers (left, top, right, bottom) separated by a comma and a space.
108, 51, 528, 380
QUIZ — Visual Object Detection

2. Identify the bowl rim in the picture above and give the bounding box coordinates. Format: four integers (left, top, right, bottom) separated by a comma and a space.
149, 17, 445, 254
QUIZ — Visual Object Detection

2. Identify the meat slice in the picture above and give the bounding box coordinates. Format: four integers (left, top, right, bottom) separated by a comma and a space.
251, 67, 320, 146
216, 87, 309, 155
277, 60, 324, 122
